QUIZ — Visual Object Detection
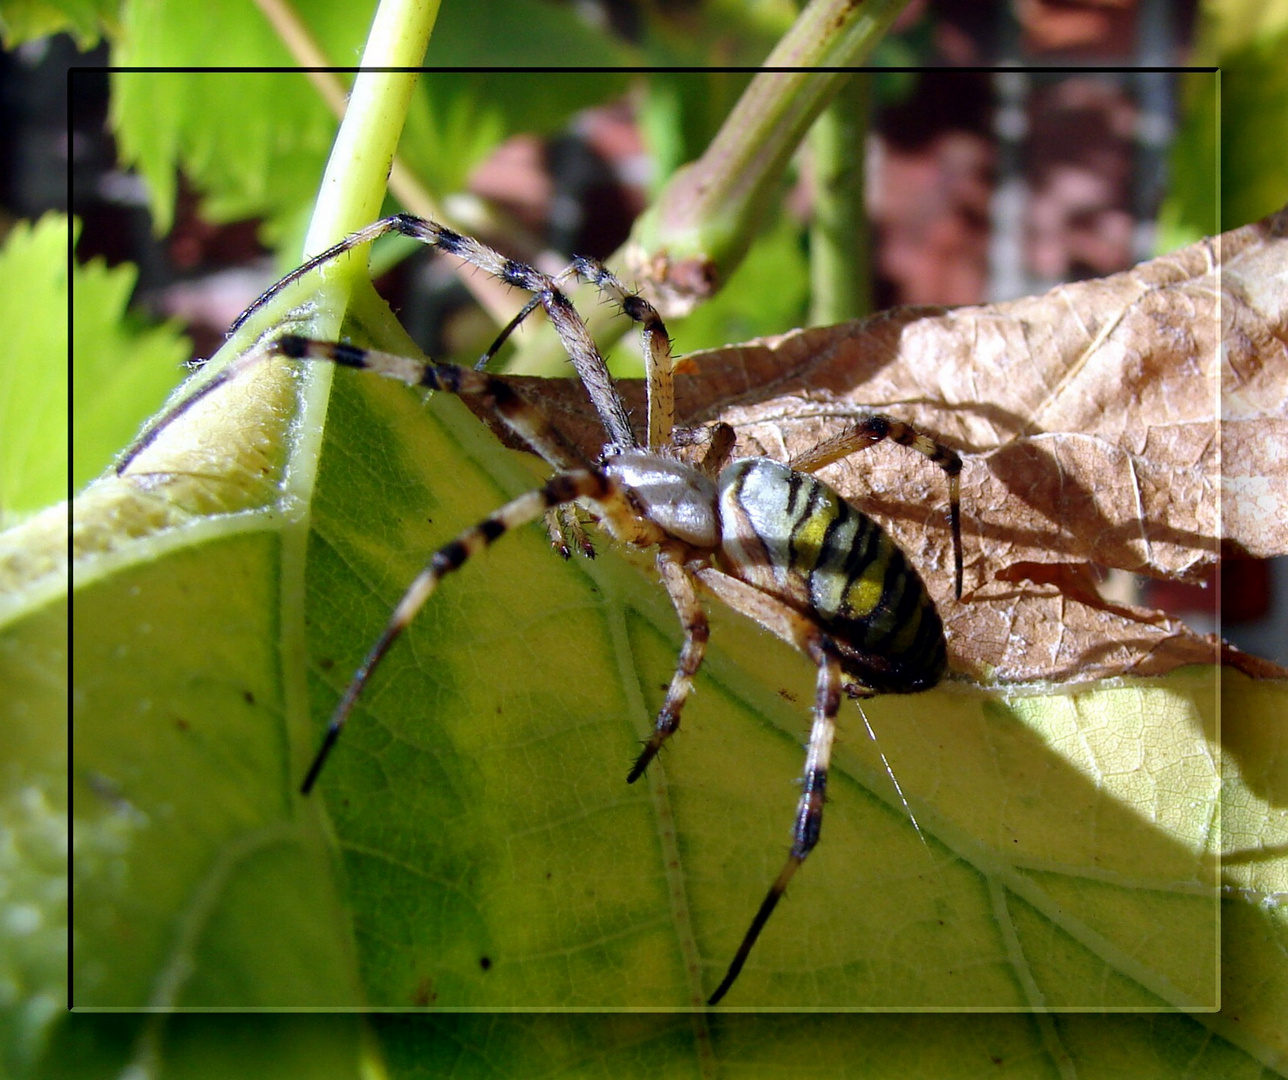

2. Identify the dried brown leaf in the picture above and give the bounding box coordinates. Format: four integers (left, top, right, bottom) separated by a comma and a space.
486, 207, 1288, 684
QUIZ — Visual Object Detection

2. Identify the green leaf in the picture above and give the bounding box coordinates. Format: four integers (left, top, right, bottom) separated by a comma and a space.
57, 283, 1231, 1011
0, 214, 73, 526
0, 212, 180, 523
0, 0, 117, 48
109, 5, 629, 239
1160, 9, 1288, 247
35, 1013, 374, 1079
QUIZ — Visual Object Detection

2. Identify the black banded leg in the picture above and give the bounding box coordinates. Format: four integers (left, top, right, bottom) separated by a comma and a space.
788, 414, 964, 599
570, 255, 674, 451
627, 549, 709, 784
272, 336, 603, 561
116, 347, 272, 474
707, 639, 842, 1006
405, 223, 638, 450
231, 212, 638, 453
699, 423, 737, 478
270, 335, 589, 473
300, 468, 616, 794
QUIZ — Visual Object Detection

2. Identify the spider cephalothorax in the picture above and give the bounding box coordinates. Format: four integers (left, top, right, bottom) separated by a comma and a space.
119, 214, 964, 1005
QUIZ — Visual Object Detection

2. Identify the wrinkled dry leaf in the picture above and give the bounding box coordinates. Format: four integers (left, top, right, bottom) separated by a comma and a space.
496, 205, 1288, 685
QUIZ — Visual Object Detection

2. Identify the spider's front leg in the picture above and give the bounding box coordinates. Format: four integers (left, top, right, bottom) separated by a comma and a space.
299, 467, 618, 794
627, 547, 709, 783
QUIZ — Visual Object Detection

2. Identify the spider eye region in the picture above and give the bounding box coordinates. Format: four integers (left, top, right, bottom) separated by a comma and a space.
604, 453, 719, 549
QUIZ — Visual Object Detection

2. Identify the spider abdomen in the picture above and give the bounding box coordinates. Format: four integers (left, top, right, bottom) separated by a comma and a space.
716, 458, 946, 694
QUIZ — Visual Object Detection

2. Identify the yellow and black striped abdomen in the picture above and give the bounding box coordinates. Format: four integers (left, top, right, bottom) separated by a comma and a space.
717, 458, 946, 694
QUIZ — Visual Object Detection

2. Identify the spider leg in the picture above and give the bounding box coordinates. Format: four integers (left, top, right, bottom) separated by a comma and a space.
689, 566, 860, 1004
271, 336, 590, 473
699, 422, 737, 478
301, 468, 618, 794
228, 217, 409, 334
544, 504, 596, 561
233, 213, 639, 454
474, 294, 542, 371
788, 414, 964, 599
569, 256, 674, 451
115, 347, 272, 474
395, 217, 639, 452
627, 547, 709, 783
706, 636, 843, 1006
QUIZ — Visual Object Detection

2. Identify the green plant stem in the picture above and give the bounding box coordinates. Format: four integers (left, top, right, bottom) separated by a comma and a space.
303, 0, 439, 262
509, 0, 909, 376
809, 72, 872, 325
284, 1, 437, 500
274, 0, 438, 801
633, 0, 909, 297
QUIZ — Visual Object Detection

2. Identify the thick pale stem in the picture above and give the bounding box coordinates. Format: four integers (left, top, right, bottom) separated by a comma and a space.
509, 0, 909, 375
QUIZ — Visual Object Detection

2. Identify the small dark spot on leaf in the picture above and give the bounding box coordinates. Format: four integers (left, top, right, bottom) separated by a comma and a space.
412, 976, 435, 1006
479, 956, 492, 971
319, 657, 335, 671
243, 689, 256, 705
778, 688, 798, 702
174, 717, 190, 731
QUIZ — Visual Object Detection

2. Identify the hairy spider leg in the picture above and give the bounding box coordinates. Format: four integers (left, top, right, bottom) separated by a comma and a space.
230, 213, 638, 454
271, 335, 590, 473
567, 255, 675, 451
706, 642, 841, 1005
626, 547, 710, 784
470, 252, 676, 451
790, 415, 964, 599
300, 465, 624, 794
691, 567, 858, 1005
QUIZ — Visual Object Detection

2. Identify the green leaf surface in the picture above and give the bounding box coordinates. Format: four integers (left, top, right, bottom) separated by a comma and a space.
1159, 0, 1288, 248
0, 215, 73, 526
0, 0, 116, 48
57, 286, 1236, 1015
110, 10, 628, 239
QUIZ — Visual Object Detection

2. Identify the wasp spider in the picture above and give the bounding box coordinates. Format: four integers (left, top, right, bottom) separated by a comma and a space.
118, 214, 964, 1005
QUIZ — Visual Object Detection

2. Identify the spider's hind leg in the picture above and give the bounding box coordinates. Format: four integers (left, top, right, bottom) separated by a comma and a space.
706, 638, 843, 1006
789, 414, 964, 599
